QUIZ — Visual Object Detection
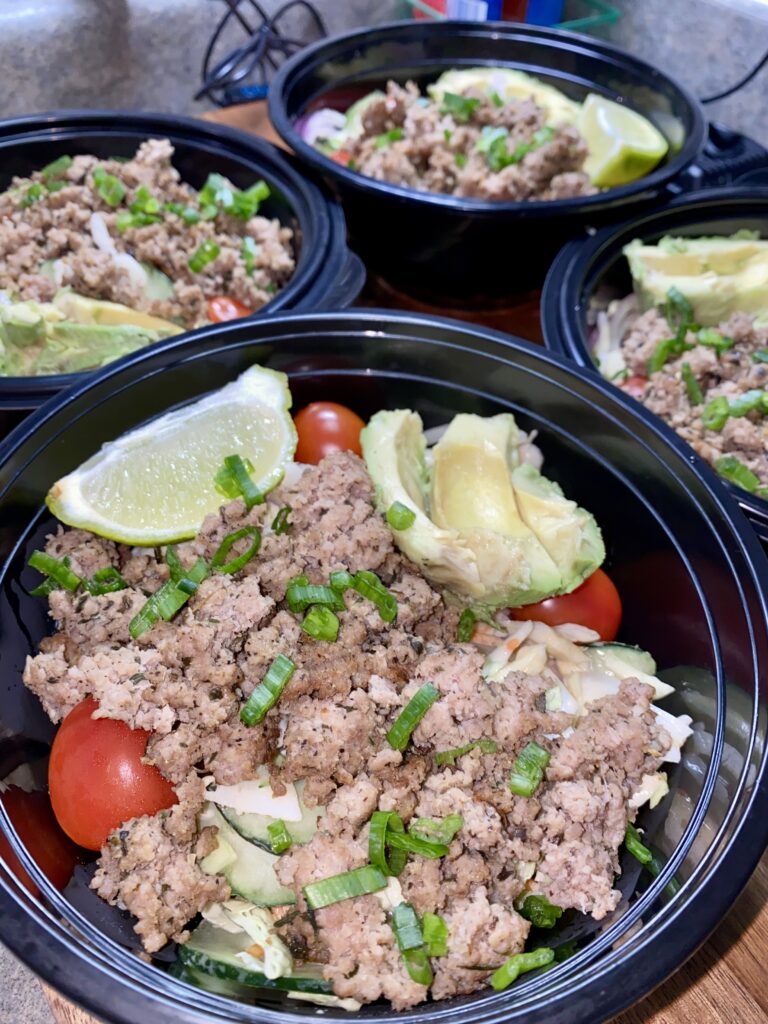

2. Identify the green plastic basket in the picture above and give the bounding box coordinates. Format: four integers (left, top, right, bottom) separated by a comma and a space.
404, 0, 621, 32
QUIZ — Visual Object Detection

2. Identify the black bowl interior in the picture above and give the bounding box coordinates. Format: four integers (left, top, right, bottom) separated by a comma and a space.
1, 312, 767, 1024
540, 188, 768, 541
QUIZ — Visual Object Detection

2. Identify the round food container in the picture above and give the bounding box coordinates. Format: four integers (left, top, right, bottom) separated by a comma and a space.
1, 311, 767, 1024
540, 187, 768, 543
0, 110, 365, 436
268, 20, 706, 302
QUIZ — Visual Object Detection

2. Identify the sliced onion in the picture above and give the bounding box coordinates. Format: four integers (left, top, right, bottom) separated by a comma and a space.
299, 108, 346, 145
89, 211, 147, 291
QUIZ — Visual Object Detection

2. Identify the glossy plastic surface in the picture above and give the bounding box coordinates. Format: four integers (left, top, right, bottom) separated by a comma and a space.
540, 187, 768, 542
269, 20, 706, 299
0, 311, 767, 1024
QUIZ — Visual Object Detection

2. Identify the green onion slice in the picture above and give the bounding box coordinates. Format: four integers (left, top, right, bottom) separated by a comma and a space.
188, 239, 221, 273
625, 822, 653, 865
211, 526, 261, 574
491, 948, 555, 991
41, 155, 72, 180
508, 741, 550, 797
286, 583, 342, 614
401, 948, 432, 986
422, 912, 448, 957
386, 831, 449, 859
271, 505, 292, 534
329, 569, 355, 592
519, 894, 563, 929
368, 811, 407, 877
351, 570, 397, 623
92, 166, 126, 207
242, 235, 258, 275
214, 454, 263, 510
647, 333, 694, 375
752, 348, 768, 363
391, 903, 433, 986
374, 128, 405, 148
386, 501, 416, 531
240, 653, 296, 726
20, 183, 44, 208
681, 362, 703, 405
198, 173, 270, 221
28, 551, 82, 593
386, 682, 440, 750
301, 605, 340, 642
701, 395, 730, 431
303, 865, 387, 910
440, 92, 480, 122
165, 201, 200, 225
715, 454, 764, 494
267, 819, 292, 854
83, 566, 128, 596
408, 814, 463, 845
434, 738, 497, 765
664, 286, 694, 330
697, 327, 734, 353
456, 607, 476, 642
646, 849, 682, 898
726, 389, 768, 418
490, 90, 504, 107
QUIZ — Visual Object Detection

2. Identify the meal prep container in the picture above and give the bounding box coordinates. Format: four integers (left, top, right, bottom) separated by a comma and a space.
540, 187, 768, 544
1, 310, 768, 1024
268, 20, 707, 302
0, 110, 365, 436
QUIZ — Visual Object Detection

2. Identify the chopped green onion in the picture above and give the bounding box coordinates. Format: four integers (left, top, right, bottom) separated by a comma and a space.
508, 741, 550, 797
164, 201, 200, 225
271, 505, 292, 534
240, 653, 296, 726
490, 90, 504, 107
726, 388, 768, 418
480, 124, 555, 172
386, 501, 416, 530
454, 153, 467, 168
519, 894, 563, 929
351, 569, 397, 623
701, 395, 730, 430
681, 362, 703, 405
164, 545, 185, 582
83, 566, 128, 596
646, 849, 682, 898
41, 155, 73, 180
554, 939, 579, 963
188, 239, 220, 273
401, 948, 432, 986
92, 166, 126, 207
696, 327, 734, 353
118, 184, 164, 227
440, 92, 481, 122
329, 569, 355, 592
386, 682, 440, 750
128, 555, 208, 639
286, 583, 342, 613
374, 128, 405, 148
434, 738, 497, 765
301, 605, 340, 642
408, 814, 463, 845
752, 348, 768, 363
456, 608, 476, 642
664, 286, 694, 331
28, 551, 82, 593
199, 173, 270, 221
346, 159, 357, 170
267, 819, 292, 854
625, 823, 653, 865
242, 236, 258, 275
303, 865, 387, 909
491, 947, 555, 991
45, 180, 67, 193
20, 183, 44, 208
211, 526, 261, 574
422, 912, 448, 956
647, 333, 694, 374
476, 125, 509, 154
715, 454, 763, 493
443, 128, 453, 142
368, 810, 407, 876
214, 454, 263, 509
386, 831, 449, 859
391, 903, 433, 986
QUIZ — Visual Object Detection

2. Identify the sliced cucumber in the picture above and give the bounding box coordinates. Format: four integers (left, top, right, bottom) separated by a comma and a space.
169, 958, 255, 1000
587, 642, 657, 676
180, 919, 331, 994
221, 780, 324, 851
140, 263, 174, 301
586, 643, 674, 700
199, 804, 295, 906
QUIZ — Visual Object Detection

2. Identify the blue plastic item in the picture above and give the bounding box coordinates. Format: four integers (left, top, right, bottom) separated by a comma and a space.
526, 0, 564, 24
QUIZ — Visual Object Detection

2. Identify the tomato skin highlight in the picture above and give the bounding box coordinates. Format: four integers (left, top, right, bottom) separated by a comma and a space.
48, 698, 178, 851
620, 374, 648, 400
0, 787, 80, 896
294, 402, 365, 464
509, 568, 623, 642
207, 295, 252, 323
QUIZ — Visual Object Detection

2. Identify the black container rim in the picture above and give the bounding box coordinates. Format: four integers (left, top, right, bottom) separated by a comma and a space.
0, 109, 360, 403
268, 19, 707, 216
1, 310, 768, 1024
540, 184, 768, 539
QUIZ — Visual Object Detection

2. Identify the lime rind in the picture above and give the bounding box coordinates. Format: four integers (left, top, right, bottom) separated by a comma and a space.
579, 93, 669, 189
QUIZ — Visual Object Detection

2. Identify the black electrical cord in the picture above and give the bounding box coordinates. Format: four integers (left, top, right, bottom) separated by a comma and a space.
701, 45, 768, 104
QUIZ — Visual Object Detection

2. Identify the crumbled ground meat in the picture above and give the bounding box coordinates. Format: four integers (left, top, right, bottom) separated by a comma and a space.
337, 81, 595, 202
24, 451, 674, 1007
0, 139, 294, 328
620, 309, 768, 488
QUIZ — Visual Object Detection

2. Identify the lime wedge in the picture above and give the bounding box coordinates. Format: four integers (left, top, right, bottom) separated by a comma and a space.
579, 93, 669, 188
47, 365, 297, 545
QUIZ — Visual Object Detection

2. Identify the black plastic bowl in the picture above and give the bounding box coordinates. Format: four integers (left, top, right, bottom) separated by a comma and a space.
540, 187, 768, 543
0, 110, 365, 433
1, 310, 768, 1024
268, 20, 706, 301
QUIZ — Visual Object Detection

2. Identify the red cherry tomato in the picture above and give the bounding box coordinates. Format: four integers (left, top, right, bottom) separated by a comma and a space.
294, 402, 365, 465
328, 149, 352, 166
621, 374, 648, 400
207, 296, 253, 323
48, 698, 177, 851
509, 568, 623, 642
0, 787, 80, 896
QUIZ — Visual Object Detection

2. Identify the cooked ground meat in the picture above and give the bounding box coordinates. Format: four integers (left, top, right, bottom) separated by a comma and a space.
24, 450, 674, 1008
621, 309, 768, 488
0, 139, 294, 328
339, 81, 595, 202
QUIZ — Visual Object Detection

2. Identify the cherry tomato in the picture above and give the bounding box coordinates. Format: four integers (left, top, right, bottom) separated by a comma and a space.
294, 401, 365, 464
621, 374, 648, 400
509, 567, 623, 641
328, 149, 352, 166
0, 787, 80, 896
48, 698, 177, 851
207, 296, 252, 323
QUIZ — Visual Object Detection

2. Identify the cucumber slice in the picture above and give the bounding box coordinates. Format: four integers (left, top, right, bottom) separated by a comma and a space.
199, 804, 295, 906
180, 920, 331, 994
140, 263, 174, 301
588, 642, 657, 676
169, 958, 255, 1000
221, 781, 324, 851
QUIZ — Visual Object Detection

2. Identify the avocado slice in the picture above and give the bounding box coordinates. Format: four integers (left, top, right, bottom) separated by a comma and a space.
53, 291, 181, 335
429, 67, 581, 125
0, 303, 47, 348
